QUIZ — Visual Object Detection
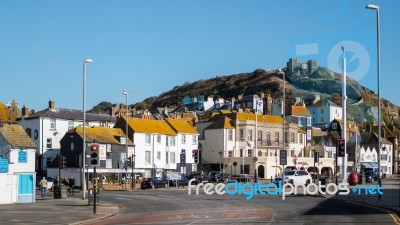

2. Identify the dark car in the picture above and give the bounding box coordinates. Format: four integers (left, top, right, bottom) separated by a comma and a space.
141, 177, 166, 189
187, 172, 202, 184
208, 171, 227, 183
171, 177, 190, 187
364, 171, 379, 182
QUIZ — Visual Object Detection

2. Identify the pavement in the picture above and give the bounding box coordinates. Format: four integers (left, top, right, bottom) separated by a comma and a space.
0, 176, 399, 225
0, 189, 120, 225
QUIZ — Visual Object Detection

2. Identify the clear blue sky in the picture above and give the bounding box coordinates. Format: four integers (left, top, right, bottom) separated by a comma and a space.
1, 0, 399, 111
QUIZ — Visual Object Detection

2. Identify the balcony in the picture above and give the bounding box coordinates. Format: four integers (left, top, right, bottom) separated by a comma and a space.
257, 140, 280, 147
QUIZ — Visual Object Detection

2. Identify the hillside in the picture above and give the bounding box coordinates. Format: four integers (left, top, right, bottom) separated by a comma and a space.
90, 66, 400, 129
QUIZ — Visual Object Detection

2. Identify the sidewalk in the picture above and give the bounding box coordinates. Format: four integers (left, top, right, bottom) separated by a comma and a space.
0, 190, 120, 225
332, 175, 400, 215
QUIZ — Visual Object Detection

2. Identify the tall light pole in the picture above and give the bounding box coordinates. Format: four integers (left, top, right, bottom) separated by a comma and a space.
82, 58, 93, 200
341, 46, 347, 183
366, 3, 381, 199
122, 90, 129, 188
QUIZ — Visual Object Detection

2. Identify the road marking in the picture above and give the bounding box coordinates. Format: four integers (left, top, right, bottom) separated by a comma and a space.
348, 201, 400, 225
157, 195, 173, 198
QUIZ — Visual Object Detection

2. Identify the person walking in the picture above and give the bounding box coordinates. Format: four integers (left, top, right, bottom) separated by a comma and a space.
69, 176, 75, 196
39, 177, 48, 198
64, 177, 70, 195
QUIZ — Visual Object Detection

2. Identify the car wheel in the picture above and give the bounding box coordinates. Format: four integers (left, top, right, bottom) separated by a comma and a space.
289, 179, 294, 185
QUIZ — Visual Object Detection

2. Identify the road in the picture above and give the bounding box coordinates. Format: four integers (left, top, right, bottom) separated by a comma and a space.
87, 188, 398, 225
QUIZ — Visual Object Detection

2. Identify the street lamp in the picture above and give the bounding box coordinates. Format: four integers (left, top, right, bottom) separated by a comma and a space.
82, 58, 93, 200
274, 151, 278, 177
366, 3, 382, 200
122, 90, 129, 189
131, 144, 136, 190
218, 151, 222, 172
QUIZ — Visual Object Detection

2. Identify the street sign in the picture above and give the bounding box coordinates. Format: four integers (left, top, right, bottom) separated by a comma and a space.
280, 150, 287, 165
180, 153, 186, 167
0, 157, 9, 173
253, 157, 258, 163
233, 161, 237, 166
18, 150, 27, 163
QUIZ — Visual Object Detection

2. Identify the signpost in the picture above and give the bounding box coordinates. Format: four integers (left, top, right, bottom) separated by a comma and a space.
279, 150, 287, 165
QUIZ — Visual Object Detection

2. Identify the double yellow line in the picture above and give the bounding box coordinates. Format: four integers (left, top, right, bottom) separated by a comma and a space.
349, 201, 400, 224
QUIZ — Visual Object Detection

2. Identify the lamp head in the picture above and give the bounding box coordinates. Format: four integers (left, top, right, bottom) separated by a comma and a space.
84, 59, 94, 63
366, 4, 379, 10
122, 90, 128, 95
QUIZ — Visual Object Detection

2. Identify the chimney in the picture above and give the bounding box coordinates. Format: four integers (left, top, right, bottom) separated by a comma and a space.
22, 105, 30, 117
314, 95, 321, 104
263, 94, 272, 115
48, 99, 55, 110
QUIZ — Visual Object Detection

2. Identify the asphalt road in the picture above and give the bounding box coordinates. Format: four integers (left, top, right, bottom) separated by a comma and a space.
88, 188, 398, 225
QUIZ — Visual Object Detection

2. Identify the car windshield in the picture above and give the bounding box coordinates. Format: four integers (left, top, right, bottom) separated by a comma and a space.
285, 171, 296, 176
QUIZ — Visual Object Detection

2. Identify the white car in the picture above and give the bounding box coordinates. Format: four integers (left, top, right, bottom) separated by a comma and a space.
284, 170, 312, 186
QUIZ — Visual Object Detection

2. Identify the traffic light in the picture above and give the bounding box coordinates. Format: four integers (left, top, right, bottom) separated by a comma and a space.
62, 156, 66, 168
89, 143, 100, 166
337, 139, 345, 157
194, 150, 199, 164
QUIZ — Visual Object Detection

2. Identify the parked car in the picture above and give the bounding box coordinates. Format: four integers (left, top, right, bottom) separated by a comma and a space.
364, 171, 379, 182
284, 170, 312, 186
187, 172, 202, 184
171, 177, 190, 187
207, 171, 227, 183
141, 177, 166, 189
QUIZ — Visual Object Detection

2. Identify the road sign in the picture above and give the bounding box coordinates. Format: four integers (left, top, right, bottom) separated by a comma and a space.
253, 157, 258, 163
0, 157, 9, 173
280, 150, 287, 165
233, 161, 237, 166
18, 150, 27, 163
180, 153, 186, 167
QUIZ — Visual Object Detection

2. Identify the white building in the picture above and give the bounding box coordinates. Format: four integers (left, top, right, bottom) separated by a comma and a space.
17, 100, 116, 176
307, 99, 342, 128
0, 124, 36, 204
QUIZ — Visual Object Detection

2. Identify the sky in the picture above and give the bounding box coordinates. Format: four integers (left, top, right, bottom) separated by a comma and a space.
1, 0, 399, 111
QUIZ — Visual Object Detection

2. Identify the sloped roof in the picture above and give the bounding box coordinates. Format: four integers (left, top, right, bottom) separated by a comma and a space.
312, 127, 324, 137
74, 126, 132, 144
298, 128, 306, 134
127, 118, 176, 135
0, 124, 36, 148
235, 113, 285, 124
23, 108, 116, 122
0, 102, 10, 122
359, 132, 392, 145
205, 116, 235, 130
166, 119, 198, 134
310, 99, 340, 108
291, 106, 312, 117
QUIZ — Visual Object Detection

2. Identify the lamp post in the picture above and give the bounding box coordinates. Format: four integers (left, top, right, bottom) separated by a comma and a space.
122, 90, 129, 189
274, 151, 278, 177
82, 58, 93, 200
218, 151, 222, 172
131, 144, 136, 190
341, 46, 347, 183
366, 3, 381, 200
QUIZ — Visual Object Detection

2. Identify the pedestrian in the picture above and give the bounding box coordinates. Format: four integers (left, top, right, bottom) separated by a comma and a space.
39, 176, 48, 198
64, 177, 70, 195
69, 176, 75, 196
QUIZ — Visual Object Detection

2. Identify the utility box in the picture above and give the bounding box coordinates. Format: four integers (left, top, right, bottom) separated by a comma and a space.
53, 185, 68, 199
88, 188, 100, 206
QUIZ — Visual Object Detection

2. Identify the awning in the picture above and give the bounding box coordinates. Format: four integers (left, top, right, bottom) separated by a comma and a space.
369, 162, 378, 168
361, 162, 373, 168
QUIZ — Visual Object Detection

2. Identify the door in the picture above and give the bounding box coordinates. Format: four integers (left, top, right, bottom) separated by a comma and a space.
257, 165, 265, 179
18, 173, 35, 203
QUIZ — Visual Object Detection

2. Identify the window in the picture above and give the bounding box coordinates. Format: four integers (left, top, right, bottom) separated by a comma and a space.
181, 134, 186, 144
258, 130, 262, 141
266, 132, 271, 145
170, 152, 175, 164
307, 130, 312, 140
68, 120, 74, 131
307, 118, 311, 126
181, 149, 186, 154
247, 149, 252, 157
258, 151, 262, 157
25, 128, 31, 138
166, 152, 169, 164
332, 123, 337, 130
50, 119, 56, 130
145, 134, 151, 144
321, 117, 324, 122
157, 151, 161, 160
166, 137, 169, 146
170, 137, 175, 146
145, 151, 151, 164
156, 135, 161, 144
299, 135, 303, 144
228, 130, 233, 141
247, 102, 253, 107
240, 129, 244, 140
192, 135, 197, 145
46, 157, 52, 167
312, 118, 315, 123
228, 151, 233, 157
299, 119, 303, 127
106, 159, 112, 168
290, 132, 295, 143
46, 138, 52, 149
240, 149, 243, 157
274, 132, 279, 144
70, 142, 74, 151
247, 130, 253, 141
321, 109, 324, 113
381, 154, 388, 161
